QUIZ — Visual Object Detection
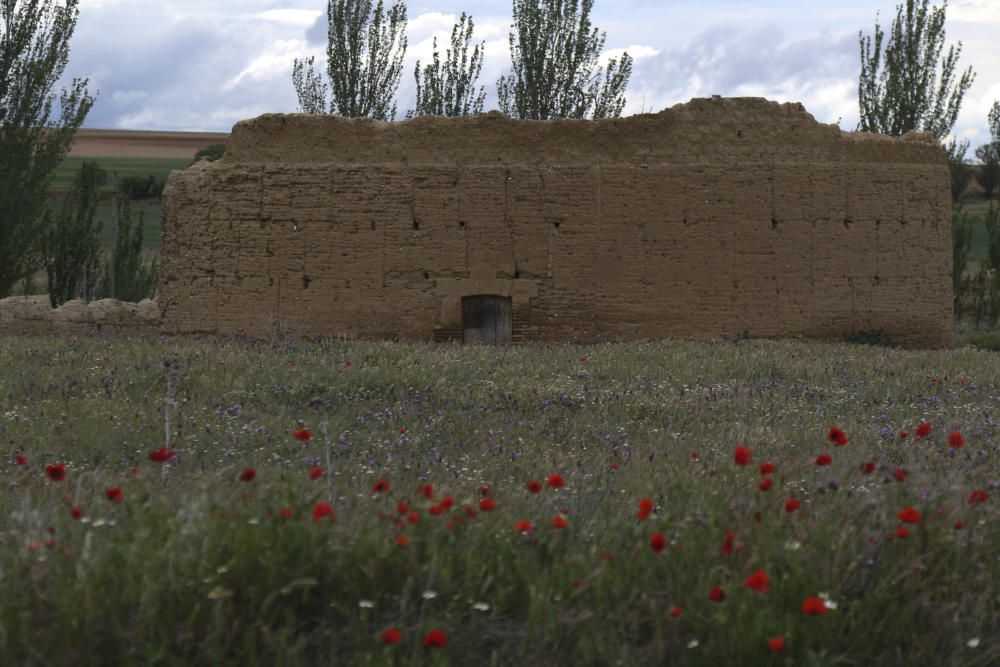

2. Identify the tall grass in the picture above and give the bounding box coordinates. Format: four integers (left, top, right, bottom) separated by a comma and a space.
1, 335, 998, 665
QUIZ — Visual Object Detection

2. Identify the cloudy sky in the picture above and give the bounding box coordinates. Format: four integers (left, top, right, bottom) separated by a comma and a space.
65, 0, 1000, 149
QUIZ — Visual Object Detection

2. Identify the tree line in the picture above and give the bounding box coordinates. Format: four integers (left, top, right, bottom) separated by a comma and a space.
2, 0, 999, 322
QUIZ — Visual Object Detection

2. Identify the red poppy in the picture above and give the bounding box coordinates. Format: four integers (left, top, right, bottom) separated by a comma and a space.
372, 479, 390, 493
968, 489, 988, 505
896, 507, 922, 524
479, 497, 497, 511
785, 498, 801, 513
815, 453, 832, 466
895, 525, 911, 539
239, 468, 256, 482
421, 484, 434, 499
899, 430, 909, 439
547, 473, 565, 489
894, 469, 907, 482
280, 507, 294, 519
947, 431, 964, 449
397, 502, 410, 514
767, 636, 785, 653
441, 496, 455, 510
690, 451, 699, 460
407, 510, 420, 524
422, 629, 447, 648
14, 455, 26, 465
708, 587, 726, 602
954, 520, 964, 530
45, 464, 66, 481
398, 426, 406, 434
395, 534, 410, 548
801, 596, 827, 616
480, 484, 491, 496
758, 478, 773, 492
312, 502, 334, 522
744, 569, 771, 593
669, 606, 683, 618
526, 480, 542, 494
828, 426, 849, 446
734, 445, 751, 466
292, 428, 312, 442
610, 462, 620, 470
720, 530, 735, 556
380, 627, 402, 645
861, 461, 877, 474
514, 520, 532, 533
308, 467, 323, 480
759, 462, 775, 476
70, 506, 84, 520
637, 497, 654, 520
149, 448, 175, 463
552, 515, 569, 529
464, 505, 479, 520
916, 422, 932, 437
429, 504, 444, 516
105, 487, 123, 504
650, 533, 667, 553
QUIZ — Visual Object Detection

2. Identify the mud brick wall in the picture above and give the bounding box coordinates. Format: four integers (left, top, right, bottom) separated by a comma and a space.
0, 296, 160, 337
159, 97, 954, 347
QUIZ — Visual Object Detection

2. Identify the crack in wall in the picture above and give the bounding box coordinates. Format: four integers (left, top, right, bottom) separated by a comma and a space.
504, 167, 519, 278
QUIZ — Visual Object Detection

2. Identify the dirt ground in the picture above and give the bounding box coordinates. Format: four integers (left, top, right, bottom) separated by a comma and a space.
69, 128, 229, 158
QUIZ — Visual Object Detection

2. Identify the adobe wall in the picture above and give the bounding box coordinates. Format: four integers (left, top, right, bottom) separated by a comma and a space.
159, 97, 954, 347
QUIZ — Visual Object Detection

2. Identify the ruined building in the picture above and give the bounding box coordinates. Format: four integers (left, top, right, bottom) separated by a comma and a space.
159, 97, 954, 347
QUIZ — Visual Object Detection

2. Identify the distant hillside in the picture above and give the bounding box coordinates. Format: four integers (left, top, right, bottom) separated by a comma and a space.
70, 128, 229, 159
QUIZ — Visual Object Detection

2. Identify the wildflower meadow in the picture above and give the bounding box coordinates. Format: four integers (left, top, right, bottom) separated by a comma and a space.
1, 334, 998, 665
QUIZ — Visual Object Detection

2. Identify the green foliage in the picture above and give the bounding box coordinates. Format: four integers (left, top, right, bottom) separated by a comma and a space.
843, 328, 897, 347
947, 138, 973, 202
496, 0, 632, 120
41, 160, 103, 306
0, 336, 998, 664
975, 143, 999, 200
101, 194, 159, 302
405, 12, 486, 119
193, 143, 225, 163
952, 203, 973, 318
967, 203, 1000, 327
0, 0, 95, 298
857, 0, 974, 139
118, 174, 163, 199
292, 0, 407, 120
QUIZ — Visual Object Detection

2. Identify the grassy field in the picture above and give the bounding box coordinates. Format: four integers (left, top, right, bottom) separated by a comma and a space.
1, 335, 997, 665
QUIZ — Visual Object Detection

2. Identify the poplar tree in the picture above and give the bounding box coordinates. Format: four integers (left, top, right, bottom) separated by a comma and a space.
976, 101, 1000, 200
0, 0, 94, 298
406, 12, 486, 118
857, 0, 974, 139
292, 0, 407, 121
496, 0, 632, 120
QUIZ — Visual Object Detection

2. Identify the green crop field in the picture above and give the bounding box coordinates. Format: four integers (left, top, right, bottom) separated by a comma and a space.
51, 156, 192, 195
0, 335, 997, 665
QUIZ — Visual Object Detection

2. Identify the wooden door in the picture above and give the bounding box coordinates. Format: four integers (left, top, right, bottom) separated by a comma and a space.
462, 295, 512, 345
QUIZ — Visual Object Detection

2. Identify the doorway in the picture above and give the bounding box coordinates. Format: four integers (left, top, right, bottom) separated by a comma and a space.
462, 295, 512, 345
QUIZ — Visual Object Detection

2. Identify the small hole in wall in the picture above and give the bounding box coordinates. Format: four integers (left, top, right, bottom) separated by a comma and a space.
302, 275, 311, 289
370, 221, 376, 231
553, 221, 560, 229
514, 270, 520, 279
771, 217, 779, 229
268, 277, 274, 286
423, 271, 430, 279
737, 129, 743, 138
459, 220, 466, 227
413, 220, 420, 230
843, 219, 854, 229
